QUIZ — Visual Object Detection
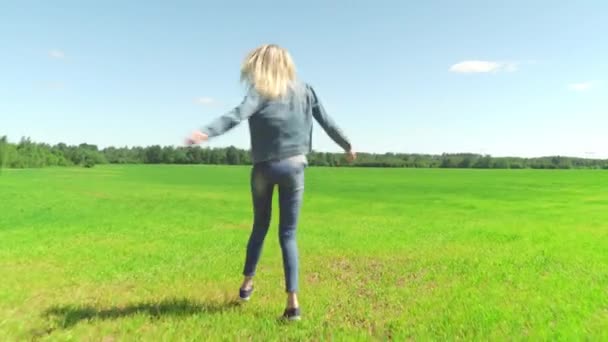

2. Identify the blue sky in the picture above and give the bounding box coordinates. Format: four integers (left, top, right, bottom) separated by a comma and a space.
1, 0, 606, 157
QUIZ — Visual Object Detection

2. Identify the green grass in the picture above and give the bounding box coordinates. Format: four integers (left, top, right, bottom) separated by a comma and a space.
1, 165, 607, 340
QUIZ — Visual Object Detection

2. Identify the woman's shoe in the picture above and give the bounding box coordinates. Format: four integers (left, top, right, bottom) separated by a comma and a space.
282, 307, 301, 321
239, 286, 254, 301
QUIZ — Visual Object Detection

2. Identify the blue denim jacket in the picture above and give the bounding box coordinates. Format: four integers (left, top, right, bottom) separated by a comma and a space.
201, 82, 351, 164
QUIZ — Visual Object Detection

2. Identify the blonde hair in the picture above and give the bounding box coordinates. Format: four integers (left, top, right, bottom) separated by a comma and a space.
240, 44, 296, 99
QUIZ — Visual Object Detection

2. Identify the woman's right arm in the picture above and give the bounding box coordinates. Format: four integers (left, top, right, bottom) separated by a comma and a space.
308, 86, 355, 159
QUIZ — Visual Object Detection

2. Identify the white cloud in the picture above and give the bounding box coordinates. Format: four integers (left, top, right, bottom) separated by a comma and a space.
503, 63, 518, 72
47, 82, 64, 90
568, 81, 597, 92
449, 60, 518, 73
49, 49, 65, 59
194, 97, 215, 105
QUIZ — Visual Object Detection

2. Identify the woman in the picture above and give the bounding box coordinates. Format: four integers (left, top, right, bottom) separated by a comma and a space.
186, 44, 355, 320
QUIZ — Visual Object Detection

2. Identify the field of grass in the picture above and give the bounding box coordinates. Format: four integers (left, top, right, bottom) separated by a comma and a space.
1, 165, 607, 340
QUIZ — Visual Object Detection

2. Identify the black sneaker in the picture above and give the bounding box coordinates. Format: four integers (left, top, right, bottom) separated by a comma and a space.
239, 286, 254, 301
282, 307, 301, 321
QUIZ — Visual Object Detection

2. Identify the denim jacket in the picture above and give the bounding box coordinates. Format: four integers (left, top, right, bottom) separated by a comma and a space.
201, 82, 351, 164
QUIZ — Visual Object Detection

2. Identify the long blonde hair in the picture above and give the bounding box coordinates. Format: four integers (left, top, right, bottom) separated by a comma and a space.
240, 44, 296, 100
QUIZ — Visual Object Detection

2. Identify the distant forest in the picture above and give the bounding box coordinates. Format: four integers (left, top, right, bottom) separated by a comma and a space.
1, 136, 607, 169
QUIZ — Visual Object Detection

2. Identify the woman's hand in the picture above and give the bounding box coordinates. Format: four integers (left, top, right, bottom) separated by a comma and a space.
185, 131, 208, 145
346, 150, 357, 163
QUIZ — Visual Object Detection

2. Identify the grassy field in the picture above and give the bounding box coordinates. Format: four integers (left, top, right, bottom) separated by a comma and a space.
1, 165, 607, 340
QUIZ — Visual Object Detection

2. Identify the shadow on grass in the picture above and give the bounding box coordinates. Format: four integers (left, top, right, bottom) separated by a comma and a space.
44, 298, 241, 329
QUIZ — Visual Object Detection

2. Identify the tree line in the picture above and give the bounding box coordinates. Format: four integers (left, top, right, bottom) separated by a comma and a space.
1, 136, 607, 170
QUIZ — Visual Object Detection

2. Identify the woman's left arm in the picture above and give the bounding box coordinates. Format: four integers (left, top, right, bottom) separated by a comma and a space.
202, 90, 262, 137
186, 89, 262, 145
